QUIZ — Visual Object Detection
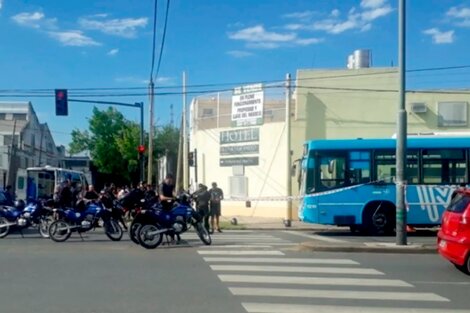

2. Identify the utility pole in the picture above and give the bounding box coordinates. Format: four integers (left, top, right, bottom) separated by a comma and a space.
7, 119, 17, 189
148, 79, 155, 186
182, 71, 189, 190
285, 73, 292, 227
38, 125, 44, 166
139, 102, 145, 183
396, 0, 408, 246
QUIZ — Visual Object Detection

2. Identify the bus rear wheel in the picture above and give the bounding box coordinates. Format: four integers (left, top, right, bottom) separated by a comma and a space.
362, 202, 396, 235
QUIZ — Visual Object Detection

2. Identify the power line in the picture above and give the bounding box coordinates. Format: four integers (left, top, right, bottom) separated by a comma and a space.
154, 0, 170, 81
2, 64, 470, 94
149, 0, 159, 80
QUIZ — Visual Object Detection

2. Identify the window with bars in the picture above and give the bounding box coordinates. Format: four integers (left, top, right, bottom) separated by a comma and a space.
438, 102, 468, 127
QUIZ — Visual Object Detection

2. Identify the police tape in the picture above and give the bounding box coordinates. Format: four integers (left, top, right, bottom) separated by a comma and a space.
229, 182, 462, 202
229, 181, 375, 202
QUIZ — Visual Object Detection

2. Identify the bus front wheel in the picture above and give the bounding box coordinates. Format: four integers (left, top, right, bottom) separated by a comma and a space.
362, 202, 396, 235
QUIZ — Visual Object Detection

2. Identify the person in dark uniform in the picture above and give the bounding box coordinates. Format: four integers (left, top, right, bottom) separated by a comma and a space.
194, 184, 211, 231
59, 179, 73, 208
209, 182, 224, 233
158, 174, 175, 211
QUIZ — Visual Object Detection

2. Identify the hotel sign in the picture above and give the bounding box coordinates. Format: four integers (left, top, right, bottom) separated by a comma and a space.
220, 128, 259, 145
220, 157, 259, 167
220, 144, 259, 156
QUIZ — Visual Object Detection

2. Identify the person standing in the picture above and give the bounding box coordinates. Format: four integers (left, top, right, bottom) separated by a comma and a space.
209, 182, 224, 233
194, 184, 211, 231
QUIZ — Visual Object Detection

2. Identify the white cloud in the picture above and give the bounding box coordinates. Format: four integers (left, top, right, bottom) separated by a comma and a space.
11, 11, 58, 29
226, 50, 253, 58
107, 48, 119, 56
284, 0, 392, 35
229, 25, 296, 42
447, 6, 470, 27
283, 11, 316, 19
229, 24, 321, 49
0, 0, 3, 10
48, 30, 101, 46
78, 16, 148, 38
284, 24, 303, 30
361, 0, 387, 9
295, 38, 323, 45
331, 9, 340, 17
114, 76, 173, 85
156, 76, 174, 84
423, 28, 454, 44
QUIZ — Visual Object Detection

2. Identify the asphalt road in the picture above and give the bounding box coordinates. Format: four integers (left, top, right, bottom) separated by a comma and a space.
0, 229, 469, 313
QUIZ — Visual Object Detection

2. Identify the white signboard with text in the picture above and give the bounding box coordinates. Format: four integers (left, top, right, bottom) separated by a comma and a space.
231, 83, 264, 127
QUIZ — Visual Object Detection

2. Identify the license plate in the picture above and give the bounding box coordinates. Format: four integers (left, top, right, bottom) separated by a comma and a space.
439, 240, 447, 248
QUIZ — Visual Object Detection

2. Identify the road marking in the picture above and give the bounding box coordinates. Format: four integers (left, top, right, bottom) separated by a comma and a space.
219, 274, 413, 287
242, 303, 464, 313
210, 265, 383, 275
411, 281, 470, 285
230, 287, 449, 302
205, 245, 280, 249
203, 257, 359, 265
284, 230, 347, 243
198, 250, 285, 256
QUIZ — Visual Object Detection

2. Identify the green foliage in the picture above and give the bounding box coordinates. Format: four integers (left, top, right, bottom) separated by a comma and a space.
68, 107, 139, 181
68, 106, 181, 183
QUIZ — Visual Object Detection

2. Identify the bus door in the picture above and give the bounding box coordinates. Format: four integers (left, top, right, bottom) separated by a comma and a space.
316, 152, 347, 224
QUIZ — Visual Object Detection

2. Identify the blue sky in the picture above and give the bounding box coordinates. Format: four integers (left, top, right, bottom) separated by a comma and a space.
1, 0, 470, 148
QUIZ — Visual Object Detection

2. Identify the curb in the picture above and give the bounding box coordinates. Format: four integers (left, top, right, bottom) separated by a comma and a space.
223, 227, 331, 231
298, 242, 437, 254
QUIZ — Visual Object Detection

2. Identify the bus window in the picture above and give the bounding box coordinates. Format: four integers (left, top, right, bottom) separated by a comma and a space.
319, 154, 346, 189
375, 151, 395, 182
406, 151, 419, 184
422, 149, 466, 184
348, 151, 370, 184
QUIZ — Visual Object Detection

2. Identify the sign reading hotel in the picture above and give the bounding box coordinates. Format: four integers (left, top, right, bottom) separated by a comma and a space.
231, 83, 264, 127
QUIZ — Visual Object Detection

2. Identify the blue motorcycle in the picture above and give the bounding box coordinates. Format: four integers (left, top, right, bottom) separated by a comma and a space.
137, 194, 211, 249
0, 200, 54, 238
48, 202, 123, 242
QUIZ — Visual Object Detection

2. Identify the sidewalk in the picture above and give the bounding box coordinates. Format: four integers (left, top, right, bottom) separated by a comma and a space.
220, 215, 438, 254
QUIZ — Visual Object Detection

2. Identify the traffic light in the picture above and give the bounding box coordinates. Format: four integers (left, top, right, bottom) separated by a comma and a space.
55, 89, 68, 116
188, 151, 194, 166
137, 145, 146, 154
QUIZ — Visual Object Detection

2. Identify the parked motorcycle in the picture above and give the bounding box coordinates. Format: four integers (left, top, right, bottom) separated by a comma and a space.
0, 200, 54, 238
138, 193, 211, 249
48, 202, 123, 242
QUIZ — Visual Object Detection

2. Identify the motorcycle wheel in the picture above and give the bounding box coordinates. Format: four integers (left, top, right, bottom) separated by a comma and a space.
129, 221, 143, 245
38, 216, 54, 238
0, 217, 10, 238
48, 220, 72, 242
105, 220, 123, 241
196, 222, 212, 245
138, 224, 163, 249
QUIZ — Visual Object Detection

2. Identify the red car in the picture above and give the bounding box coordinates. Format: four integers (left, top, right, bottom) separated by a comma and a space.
438, 188, 470, 275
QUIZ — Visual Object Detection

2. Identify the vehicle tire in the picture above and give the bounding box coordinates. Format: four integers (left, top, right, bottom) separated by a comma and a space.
48, 220, 72, 242
138, 224, 163, 249
38, 216, 54, 238
196, 222, 212, 245
454, 254, 470, 275
362, 202, 396, 235
105, 220, 123, 241
0, 217, 10, 238
129, 221, 143, 245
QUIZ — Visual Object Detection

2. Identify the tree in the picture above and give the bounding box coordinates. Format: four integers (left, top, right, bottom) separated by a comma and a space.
69, 107, 141, 183
154, 124, 179, 176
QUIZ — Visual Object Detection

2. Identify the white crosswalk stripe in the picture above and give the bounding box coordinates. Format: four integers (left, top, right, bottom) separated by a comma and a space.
195, 232, 456, 312
242, 303, 470, 313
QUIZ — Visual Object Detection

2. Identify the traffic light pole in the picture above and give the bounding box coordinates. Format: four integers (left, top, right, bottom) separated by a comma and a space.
68, 99, 145, 183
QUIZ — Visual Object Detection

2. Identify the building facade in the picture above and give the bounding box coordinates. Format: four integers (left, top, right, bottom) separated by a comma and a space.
0, 102, 64, 191
189, 66, 470, 219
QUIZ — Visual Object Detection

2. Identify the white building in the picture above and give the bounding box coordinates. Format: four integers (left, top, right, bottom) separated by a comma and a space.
0, 102, 64, 191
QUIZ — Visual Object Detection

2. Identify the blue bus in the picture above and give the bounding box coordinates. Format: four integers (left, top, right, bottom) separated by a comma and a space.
298, 137, 470, 234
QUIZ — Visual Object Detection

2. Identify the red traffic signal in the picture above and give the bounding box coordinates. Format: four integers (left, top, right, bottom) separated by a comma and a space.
55, 89, 68, 116
137, 145, 146, 153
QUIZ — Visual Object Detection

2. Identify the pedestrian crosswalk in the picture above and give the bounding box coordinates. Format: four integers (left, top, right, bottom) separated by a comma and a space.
194, 231, 463, 313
